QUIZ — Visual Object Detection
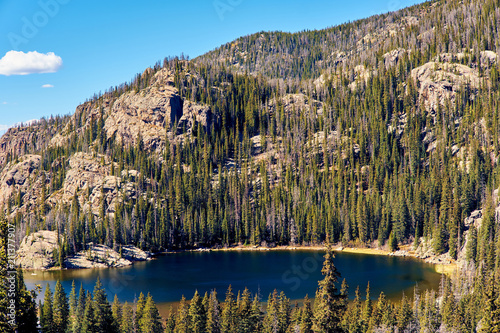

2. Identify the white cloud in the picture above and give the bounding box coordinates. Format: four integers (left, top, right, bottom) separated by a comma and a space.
42, 84, 54, 88
0, 51, 63, 76
2, 102, 7, 105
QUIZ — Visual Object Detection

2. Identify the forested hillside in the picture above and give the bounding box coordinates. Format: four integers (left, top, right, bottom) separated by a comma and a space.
3, 0, 500, 331
0, 0, 499, 267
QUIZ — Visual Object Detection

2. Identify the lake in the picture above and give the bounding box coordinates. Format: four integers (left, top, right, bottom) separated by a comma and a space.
24, 250, 442, 309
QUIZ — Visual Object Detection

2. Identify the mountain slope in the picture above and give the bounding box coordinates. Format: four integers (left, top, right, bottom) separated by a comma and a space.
0, 0, 499, 272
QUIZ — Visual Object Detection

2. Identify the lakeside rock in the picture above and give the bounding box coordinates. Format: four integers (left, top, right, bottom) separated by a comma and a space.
17, 230, 150, 270
17, 230, 59, 270
64, 243, 150, 269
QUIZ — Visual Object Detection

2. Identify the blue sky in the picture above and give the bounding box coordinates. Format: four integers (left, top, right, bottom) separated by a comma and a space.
0, 0, 426, 132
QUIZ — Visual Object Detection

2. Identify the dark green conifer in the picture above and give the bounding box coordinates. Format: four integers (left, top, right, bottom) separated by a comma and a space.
52, 280, 69, 333
188, 290, 206, 333
221, 285, 236, 333
41, 284, 54, 333
300, 295, 314, 333
120, 302, 134, 333
139, 293, 163, 333
313, 240, 347, 332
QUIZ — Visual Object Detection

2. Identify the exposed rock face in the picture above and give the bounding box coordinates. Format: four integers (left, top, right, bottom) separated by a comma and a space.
17, 230, 60, 270
104, 85, 181, 151
47, 152, 139, 217
85, 173, 139, 216
349, 65, 376, 90
64, 243, 149, 269
411, 61, 483, 113
0, 128, 34, 167
411, 238, 453, 265
17, 230, 150, 269
2, 155, 40, 187
0, 128, 41, 168
0, 155, 43, 211
121, 245, 150, 261
0, 68, 220, 218
65, 244, 129, 269
101, 68, 219, 150
383, 48, 408, 68
176, 101, 218, 136
268, 93, 324, 116
480, 50, 499, 66
454, 192, 500, 264
0, 119, 62, 169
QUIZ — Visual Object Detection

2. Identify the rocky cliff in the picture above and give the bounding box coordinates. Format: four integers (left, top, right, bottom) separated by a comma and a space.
17, 230, 150, 270
0, 68, 218, 220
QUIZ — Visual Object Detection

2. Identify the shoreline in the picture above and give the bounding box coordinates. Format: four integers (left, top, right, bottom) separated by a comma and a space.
21, 243, 457, 276
182, 243, 457, 276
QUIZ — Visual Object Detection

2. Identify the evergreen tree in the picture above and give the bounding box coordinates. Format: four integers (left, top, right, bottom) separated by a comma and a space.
120, 302, 134, 333
262, 290, 279, 333
15, 268, 38, 333
237, 287, 253, 333
73, 283, 86, 333
481, 274, 500, 333
221, 285, 236, 333
395, 294, 413, 331
135, 292, 146, 331
0, 219, 37, 332
92, 277, 118, 333
139, 293, 163, 333
388, 230, 398, 252
361, 282, 373, 332
111, 295, 122, 330
249, 293, 262, 332
68, 281, 77, 324
82, 291, 98, 333
188, 290, 206, 333
175, 295, 190, 333
52, 280, 69, 333
300, 295, 314, 333
313, 240, 347, 333
343, 286, 362, 333
165, 308, 176, 333
277, 291, 291, 333
369, 291, 392, 330
466, 225, 478, 263
206, 290, 221, 333
440, 277, 456, 331
41, 284, 54, 333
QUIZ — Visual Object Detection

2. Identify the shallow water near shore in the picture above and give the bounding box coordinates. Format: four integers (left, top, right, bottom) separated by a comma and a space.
25, 249, 442, 316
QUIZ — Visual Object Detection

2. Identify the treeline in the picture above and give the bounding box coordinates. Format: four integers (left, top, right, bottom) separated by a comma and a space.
38, 279, 162, 333
33, 245, 500, 333
6, 230, 500, 332
5, 225, 500, 332
23, 50, 499, 257
2, 0, 500, 259
157, 250, 500, 333
0, 217, 38, 332
197, 0, 500, 80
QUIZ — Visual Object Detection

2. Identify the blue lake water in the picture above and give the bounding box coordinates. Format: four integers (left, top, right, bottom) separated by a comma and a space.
25, 250, 442, 305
